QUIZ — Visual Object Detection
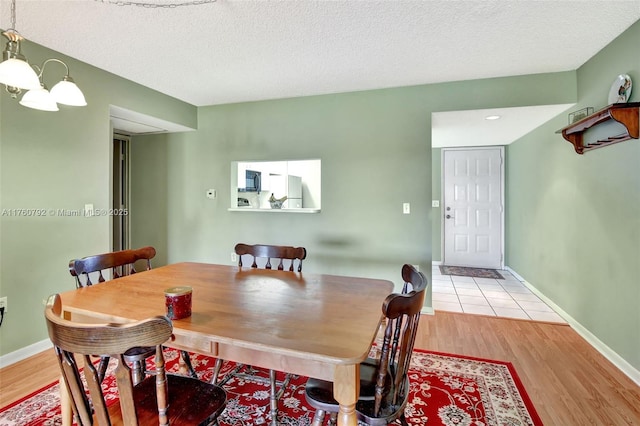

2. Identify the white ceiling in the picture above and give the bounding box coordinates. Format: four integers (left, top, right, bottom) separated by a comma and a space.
431, 104, 575, 148
2, 0, 639, 142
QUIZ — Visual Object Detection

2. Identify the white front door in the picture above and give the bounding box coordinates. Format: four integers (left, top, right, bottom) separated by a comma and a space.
442, 147, 504, 269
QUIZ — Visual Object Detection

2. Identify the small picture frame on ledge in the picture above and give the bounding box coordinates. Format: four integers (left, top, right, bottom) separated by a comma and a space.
568, 107, 594, 124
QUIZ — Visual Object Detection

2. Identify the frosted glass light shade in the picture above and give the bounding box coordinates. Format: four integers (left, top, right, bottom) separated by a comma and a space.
0, 58, 41, 90
19, 86, 59, 111
50, 78, 87, 106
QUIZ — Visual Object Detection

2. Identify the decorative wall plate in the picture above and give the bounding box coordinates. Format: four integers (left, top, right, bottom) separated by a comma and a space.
608, 74, 632, 104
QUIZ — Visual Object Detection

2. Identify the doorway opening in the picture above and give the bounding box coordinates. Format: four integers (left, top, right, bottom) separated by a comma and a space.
112, 135, 130, 252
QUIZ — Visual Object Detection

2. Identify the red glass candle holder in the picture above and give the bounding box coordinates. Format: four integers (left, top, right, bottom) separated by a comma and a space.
165, 286, 192, 320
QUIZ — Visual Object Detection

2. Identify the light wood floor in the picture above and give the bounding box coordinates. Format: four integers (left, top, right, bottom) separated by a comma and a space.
2, 311, 639, 425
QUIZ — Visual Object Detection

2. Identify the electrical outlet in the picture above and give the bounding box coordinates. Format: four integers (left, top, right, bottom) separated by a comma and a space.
0, 296, 7, 312
206, 189, 217, 199
231, 252, 238, 263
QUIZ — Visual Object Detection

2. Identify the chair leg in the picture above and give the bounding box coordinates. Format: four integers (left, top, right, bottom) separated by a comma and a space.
311, 409, 326, 426
275, 372, 291, 400
328, 412, 337, 426
267, 370, 293, 425
212, 360, 244, 386
97, 356, 110, 383
180, 350, 198, 379
211, 358, 224, 384
213, 361, 291, 425
269, 369, 278, 426
131, 359, 145, 385
398, 412, 409, 426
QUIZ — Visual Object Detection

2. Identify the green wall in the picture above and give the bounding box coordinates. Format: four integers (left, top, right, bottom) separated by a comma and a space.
129, 72, 576, 327
0, 38, 196, 357
506, 21, 640, 371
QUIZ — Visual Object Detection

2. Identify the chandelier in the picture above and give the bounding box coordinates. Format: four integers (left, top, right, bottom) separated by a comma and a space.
0, 0, 86, 111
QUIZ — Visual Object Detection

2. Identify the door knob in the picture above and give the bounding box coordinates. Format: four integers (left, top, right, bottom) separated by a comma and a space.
446, 214, 454, 219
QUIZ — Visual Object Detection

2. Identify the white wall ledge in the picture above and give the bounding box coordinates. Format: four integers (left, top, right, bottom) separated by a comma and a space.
228, 208, 320, 213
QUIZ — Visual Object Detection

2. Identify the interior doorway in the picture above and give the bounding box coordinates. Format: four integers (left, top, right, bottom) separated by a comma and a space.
442, 147, 504, 269
112, 135, 130, 252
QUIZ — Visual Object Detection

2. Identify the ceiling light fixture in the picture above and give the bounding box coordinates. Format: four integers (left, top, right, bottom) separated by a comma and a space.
0, 0, 86, 111
485, 115, 501, 120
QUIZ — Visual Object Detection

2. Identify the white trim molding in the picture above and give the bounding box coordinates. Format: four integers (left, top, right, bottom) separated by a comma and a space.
421, 306, 435, 316
0, 339, 53, 368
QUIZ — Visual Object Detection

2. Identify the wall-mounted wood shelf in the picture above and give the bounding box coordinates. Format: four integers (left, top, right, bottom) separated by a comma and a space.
556, 102, 639, 154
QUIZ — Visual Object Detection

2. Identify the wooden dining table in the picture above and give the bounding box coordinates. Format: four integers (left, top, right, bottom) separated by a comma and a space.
57, 262, 394, 426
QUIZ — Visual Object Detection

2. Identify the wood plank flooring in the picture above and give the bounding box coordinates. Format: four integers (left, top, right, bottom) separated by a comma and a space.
1, 311, 639, 425
416, 312, 640, 425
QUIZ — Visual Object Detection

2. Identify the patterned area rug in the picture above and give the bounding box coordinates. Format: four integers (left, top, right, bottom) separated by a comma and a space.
0, 349, 542, 426
440, 265, 504, 279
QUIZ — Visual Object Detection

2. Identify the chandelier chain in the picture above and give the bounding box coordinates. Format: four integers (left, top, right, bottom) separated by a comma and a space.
9, 0, 16, 30
95, 0, 216, 7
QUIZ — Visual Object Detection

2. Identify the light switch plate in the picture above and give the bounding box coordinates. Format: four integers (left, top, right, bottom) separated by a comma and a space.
403, 203, 410, 214
206, 189, 217, 199
432, 200, 440, 207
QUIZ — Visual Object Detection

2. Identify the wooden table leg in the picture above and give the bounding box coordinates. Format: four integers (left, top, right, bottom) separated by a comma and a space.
60, 374, 72, 426
333, 364, 359, 426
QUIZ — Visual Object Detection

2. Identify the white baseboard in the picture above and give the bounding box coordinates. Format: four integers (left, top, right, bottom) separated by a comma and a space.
424, 263, 438, 314
0, 339, 53, 369
505, 266, 640, 386
421, 306, 435, 316
504, 266, 525, 282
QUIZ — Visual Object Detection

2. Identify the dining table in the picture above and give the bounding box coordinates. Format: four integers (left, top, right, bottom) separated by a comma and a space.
56, 262, 394, 426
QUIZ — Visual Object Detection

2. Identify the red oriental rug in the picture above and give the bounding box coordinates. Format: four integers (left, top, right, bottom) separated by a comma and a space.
0, 349, 542, 425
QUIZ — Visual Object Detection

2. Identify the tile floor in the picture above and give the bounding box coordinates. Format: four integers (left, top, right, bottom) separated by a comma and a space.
431, 266, 566, 323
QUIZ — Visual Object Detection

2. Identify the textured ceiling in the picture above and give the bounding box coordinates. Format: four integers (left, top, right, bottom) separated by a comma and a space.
2, 0, 639, 107
1, 1, 639, 141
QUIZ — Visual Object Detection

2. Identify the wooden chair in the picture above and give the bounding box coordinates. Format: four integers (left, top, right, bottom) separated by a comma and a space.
234, 242, 306, 272
44, 293, 226, 426
69, 246, 196, 383
373, 264, 426, 358
211, 243, 306, 426
304, 265, 427, 426
69, 246, 157, 288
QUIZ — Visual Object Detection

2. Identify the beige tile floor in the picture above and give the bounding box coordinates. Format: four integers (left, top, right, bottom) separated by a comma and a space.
431, 266, 566, 323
